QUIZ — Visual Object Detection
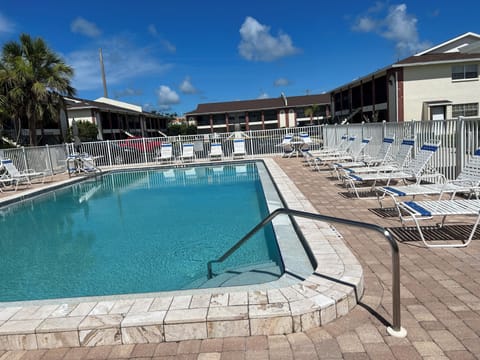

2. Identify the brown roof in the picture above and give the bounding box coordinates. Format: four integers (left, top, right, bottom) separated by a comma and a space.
186, 94, 329, 115
394, 52, 480, 66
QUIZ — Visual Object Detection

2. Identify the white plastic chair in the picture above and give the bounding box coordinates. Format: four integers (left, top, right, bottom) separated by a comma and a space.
209, 143, 224, 161
180, 143, 195, 162
233, 139, 246, 159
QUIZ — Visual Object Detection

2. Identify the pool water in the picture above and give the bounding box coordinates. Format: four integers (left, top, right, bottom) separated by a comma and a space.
0, 163, 283, 302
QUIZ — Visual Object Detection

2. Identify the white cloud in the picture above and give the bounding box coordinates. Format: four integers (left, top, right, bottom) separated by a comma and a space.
238, 16, 299, 61
274, 78, 290, 87
258, 92, 269, 99
66, 37, 172, 91
113, 87, 143, 98
179, 76, 197, 94
352, 3, 431, 57
0, 12, 15, 34
157, 85, 180, 110
148, 24, 176, 53
71, 17, 101, 38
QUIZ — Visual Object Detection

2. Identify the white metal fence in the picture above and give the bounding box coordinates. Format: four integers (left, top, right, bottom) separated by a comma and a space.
1, 119, 479, 180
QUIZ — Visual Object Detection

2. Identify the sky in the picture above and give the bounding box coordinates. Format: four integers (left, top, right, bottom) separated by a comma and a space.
0, 1, 478, 116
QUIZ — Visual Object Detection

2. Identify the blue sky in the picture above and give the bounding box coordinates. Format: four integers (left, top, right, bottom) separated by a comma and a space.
0, 1, 478, 116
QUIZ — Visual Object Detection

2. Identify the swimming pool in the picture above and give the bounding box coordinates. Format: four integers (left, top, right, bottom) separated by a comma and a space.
0, 162, 297, 302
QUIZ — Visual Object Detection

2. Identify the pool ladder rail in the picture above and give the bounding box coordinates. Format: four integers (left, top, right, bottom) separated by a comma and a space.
206, 207, 407, 338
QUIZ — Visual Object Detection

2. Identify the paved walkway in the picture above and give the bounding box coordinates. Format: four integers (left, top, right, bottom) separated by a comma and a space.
1, 158, 480, 359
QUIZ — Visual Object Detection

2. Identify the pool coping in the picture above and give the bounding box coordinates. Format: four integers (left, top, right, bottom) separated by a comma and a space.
0, 158, 364, 350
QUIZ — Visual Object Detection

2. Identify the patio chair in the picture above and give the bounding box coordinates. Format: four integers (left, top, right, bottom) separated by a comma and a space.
307, 135, 357, 168
0, 158, 45, 191
331, 134, 395, 179
344, 140, 441, 198
342, 137, 415, 176
180, 143, 195, 163
209, 143, 224, 161
233, 139, 246, 159
398, 199, 480, 248
280, 134, 294, 158
299, 132, 312, 157
155, 143, 174, 164
314, 136, 370, 170
378, 147, 480, 204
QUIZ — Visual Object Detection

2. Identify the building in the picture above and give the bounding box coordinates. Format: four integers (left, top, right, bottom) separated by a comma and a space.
330, 32, 480, 123
65, 97, 169, 140
186, 94, 330, 134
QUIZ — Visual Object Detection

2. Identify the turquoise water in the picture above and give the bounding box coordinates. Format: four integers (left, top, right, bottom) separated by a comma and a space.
0, 163, 282, 302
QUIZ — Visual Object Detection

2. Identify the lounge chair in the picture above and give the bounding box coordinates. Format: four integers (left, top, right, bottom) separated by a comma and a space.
344, 140, 441, 198
280, 134, 294, 158
209, 143, 224, 161
233, 139, 246, 159
180, 143, 195, 163
398, 199, 480, 248
331, 135, 395, 179
378, 147, 480, 205
307, 135, 357, 168
314, 137, 370, 170
343, 137, 415, 175
155, 143, 174, 164
0, 158, 45, 190
299, 132, 312, 157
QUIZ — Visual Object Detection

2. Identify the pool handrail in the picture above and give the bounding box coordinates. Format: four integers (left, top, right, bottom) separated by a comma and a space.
206, 207, 406, 338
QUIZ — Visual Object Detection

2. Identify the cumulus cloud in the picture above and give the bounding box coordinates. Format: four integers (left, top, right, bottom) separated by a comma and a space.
0, 12, 15, 34
274, 78, 290, 87
71, 17, 101, 38
179, 76, 197, 94
157, 85, 180, 110
238, 16, 299, 61
66, 37, 172, 91
113, 88, 143, 99
148, 24, 176, 53
352, 3, 431, 57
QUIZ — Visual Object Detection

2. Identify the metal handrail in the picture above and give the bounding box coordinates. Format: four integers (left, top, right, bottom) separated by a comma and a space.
206, 207, 406, 337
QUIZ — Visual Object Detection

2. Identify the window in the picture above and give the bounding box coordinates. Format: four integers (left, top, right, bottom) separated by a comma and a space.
452, 64, 478, 80
452, 103, 478, 117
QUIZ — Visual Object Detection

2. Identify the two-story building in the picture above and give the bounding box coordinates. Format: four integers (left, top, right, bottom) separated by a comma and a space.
330, 32, 480, 123
186, 93, 331, 134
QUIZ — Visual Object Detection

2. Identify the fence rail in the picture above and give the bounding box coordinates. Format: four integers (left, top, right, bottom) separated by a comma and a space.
0, 118, 479, 180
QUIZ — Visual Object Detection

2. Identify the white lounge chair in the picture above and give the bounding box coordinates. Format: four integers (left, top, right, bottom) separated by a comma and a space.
280, 134, 294, 158
156, 143, 174, 164
233, 139, 246, 159
314, 137, 371, 170
180, 143, 195, 163
378, 147, 480, 204
344, 140, 441, 198
0, 158, 45, 191
331, 135, 395, 179
299, 132, 312, 157
209, 143, 224, 161
343, 137, 415, 175
307, 135, 357, 168
398, 199, 480, 248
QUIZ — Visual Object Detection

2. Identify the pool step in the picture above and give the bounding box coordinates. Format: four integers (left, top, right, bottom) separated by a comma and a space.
186, 261, 282, 289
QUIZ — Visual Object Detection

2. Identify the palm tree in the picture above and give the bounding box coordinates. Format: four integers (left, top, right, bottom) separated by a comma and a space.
304, 104, 320, 125
0, 33, 75, 145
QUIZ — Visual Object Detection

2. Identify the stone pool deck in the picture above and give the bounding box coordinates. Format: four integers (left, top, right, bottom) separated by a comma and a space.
1, 156, 480, 359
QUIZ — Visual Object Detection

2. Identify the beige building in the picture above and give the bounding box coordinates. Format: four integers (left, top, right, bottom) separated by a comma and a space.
330, 32, 480, 123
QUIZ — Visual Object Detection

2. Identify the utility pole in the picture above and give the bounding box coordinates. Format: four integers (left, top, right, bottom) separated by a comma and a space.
99, 48, 108, 98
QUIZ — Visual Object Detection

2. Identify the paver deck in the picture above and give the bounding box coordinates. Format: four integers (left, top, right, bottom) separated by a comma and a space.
1, 156, 480, 359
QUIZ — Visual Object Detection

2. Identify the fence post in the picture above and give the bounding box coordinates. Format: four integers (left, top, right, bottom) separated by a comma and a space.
456, 117, 465, 177
46, 144, 54, 175
22, 147, 29, 171
142, 137, 148, 164
107, 140, 113, 166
